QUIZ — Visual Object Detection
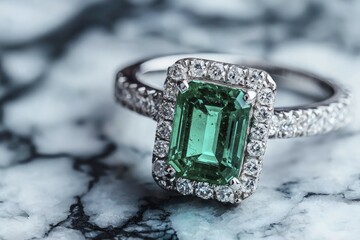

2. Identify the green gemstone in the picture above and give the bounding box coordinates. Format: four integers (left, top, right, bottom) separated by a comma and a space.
167, 80, 252, 185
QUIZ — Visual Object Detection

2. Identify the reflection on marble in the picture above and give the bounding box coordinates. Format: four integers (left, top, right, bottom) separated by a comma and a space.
0, 0, 359, 239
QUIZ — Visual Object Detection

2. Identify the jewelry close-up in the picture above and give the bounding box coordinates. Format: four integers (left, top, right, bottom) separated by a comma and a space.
115, 54, 351, 204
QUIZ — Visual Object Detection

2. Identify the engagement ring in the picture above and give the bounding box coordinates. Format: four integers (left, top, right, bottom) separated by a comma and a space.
115, 54, 350, 204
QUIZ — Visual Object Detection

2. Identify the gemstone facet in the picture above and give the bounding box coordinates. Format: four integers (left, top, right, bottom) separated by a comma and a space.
215, 186, 235, 203
189, 59, 206, 77
258, 88, 275, 106
176, 178, 194, 195
154, 140, 169, 158
250, 123, 268, 140
208, 63, 225, 81
168, 63, 187, 81
156, 120, 172, 140
243, 158, 262, 176
167, 80, 253, 185
153, 160, 166, 177
195, 182, 214, 199
247, 140, 265, 157
227, 66, 246, 85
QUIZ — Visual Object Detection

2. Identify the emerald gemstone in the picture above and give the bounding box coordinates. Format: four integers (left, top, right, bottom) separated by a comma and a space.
167, 80, 252, 185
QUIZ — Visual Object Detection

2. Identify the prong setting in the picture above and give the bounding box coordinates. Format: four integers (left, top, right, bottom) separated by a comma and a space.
164, 165, 176, 180
229, 177, 241, 190
176, 80, 189, 93
244, 90, 257, 104
265, 74, 276, 91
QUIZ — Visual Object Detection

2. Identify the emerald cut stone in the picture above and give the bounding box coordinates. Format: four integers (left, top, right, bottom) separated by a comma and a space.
167, 80, 252, 185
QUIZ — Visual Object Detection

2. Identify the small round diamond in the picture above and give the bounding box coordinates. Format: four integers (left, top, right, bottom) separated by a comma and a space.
153, 160, 166, 177
158, 179, 173, 190
134, 91, 145, 109
325, 105, 337, 130
280, 115, 296, 137
121, 88, 135, 104
215, 186, 234, 203
227, 66, 246, 85
258, 88, 274, 106
241, 176, 257, 194
269, 114, 279, 136
250, 123, 268, 140
247, 140, 265, 157
195, 182, 213, 199
208, 63, 225, 80
157, 120, 172, 140
297, 112, 307, 126
160, 102, 175, 120
140, 92, 158, 116
304, 111, 318, 135
243, 158, 261, 176
335, 103, 346, 123
164, 80, 178, 100
293, 111, 305, 135
189, 59, 206, 77
168, 63, 187, 81
153, 140, 169, 158
176, 178, 194, 195
246, 69, 263, 89
254, 107, 272, 122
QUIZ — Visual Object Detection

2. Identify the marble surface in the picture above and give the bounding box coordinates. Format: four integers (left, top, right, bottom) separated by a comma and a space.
0, 1, 360, 239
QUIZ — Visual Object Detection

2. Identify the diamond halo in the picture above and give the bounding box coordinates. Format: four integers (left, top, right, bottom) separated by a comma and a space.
152, 58, 276, 203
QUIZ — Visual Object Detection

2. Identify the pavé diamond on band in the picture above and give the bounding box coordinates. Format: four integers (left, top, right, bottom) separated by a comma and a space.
114, 54, 351, 203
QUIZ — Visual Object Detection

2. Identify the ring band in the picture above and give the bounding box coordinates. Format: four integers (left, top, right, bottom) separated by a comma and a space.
115, 54, 350, 139
114, 54, 351, 203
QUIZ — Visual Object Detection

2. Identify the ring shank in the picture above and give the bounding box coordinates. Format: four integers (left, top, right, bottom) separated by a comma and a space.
115, 54, 350, 139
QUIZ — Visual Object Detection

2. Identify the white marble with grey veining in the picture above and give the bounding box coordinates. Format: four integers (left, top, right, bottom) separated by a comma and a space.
0, 1, 359, 240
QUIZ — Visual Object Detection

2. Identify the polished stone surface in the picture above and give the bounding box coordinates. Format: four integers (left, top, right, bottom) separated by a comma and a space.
0, 1, 359, 240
